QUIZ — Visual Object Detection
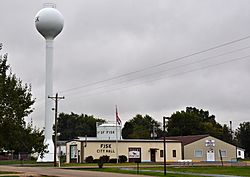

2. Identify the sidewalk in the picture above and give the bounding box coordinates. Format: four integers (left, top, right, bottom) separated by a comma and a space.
0, 165, 151, 177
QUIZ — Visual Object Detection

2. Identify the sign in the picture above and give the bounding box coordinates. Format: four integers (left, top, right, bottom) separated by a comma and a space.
129, 150, 140, 158
205, 140, 215, 147
97, 131, 115, 135
128, 148, 141, 163
97, 144, 115, 154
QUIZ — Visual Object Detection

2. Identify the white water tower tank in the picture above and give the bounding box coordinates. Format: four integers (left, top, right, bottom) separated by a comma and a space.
35, 7, 64, 39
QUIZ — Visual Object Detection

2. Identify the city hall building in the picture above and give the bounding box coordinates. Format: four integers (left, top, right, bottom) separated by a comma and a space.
66, 123, 182, 163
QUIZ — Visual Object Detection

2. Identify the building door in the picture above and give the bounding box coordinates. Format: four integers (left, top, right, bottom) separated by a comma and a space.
150, 149, 156, 162
70, 145, 78, 163
207, 150, 215, 162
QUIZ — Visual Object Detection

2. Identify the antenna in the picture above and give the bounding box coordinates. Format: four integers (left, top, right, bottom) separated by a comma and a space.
43, 3, 56, 8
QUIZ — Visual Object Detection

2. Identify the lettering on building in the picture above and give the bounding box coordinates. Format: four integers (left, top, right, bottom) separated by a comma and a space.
97, 131, 115, 134
97, 144, 115, 153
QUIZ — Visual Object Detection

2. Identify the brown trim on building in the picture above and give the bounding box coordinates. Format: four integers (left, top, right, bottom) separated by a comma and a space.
164, 135, 209, 146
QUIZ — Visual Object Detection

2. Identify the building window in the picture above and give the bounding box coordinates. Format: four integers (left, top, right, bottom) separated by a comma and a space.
238, 151, 241, 156
160, 150, 163, 157
194, 150, 203, 157
219, 150, 227, 157
70, 145, 77, 159
172, 150, 176, 158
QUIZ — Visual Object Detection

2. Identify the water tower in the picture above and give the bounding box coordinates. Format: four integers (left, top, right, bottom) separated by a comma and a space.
35, 4, 64, 162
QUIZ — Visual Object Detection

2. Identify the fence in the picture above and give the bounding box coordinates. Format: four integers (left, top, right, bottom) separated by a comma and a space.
0, 153, 31, 160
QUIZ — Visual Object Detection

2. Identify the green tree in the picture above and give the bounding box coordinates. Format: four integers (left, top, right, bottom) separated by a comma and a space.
0, 50, 45, 154
57, 112, 105, 140
235, 122, 250, 158
167, 107, 233, 143
122, 114, 162, 139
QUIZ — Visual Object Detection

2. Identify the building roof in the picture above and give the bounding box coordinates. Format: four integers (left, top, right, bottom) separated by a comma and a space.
98, 123, 118, 127
165, 134, 209, 146
67, 138, 181, 143
237, 147, 245, 151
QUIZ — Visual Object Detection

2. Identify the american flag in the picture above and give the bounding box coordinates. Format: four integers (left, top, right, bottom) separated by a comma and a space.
116, 106, 122, 125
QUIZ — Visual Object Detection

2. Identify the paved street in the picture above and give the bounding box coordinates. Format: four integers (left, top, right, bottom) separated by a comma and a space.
0, 165, 151, 177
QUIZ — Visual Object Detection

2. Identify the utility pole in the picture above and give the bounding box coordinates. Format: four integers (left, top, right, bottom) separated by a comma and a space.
163, 116, 170, 176
49, 93, 64, 167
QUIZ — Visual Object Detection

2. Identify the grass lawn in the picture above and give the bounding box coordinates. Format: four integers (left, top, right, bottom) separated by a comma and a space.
141, 166, 250, 176
0, 171, 16, 174
0, 171, 18, 177
74, 167, 208, 177
67, 166, 250, 177
0, 160, 36, 165
61, 162, 142, 167
1, 160, 250, 176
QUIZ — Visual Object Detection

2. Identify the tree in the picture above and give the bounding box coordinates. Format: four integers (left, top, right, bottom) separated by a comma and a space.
235, 122, 250, 158
122, 114, 162, 139
166, 107, 233, 144
57, 112, 105, 140
0, 49, 45, 154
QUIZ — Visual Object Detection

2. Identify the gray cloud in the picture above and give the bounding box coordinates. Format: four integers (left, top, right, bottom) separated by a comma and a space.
1, 0, 250, 130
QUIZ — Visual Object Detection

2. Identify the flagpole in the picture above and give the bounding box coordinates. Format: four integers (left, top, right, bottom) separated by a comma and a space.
115, 105, 118, 164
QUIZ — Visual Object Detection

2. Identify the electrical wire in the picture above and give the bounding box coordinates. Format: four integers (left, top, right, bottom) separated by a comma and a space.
60, 46, 250, 97
66, 54, 250, 99
59, 35, 250, 94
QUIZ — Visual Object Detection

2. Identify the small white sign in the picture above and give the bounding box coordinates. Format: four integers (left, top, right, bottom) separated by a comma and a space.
129, 150, 140, 158
205, 140, 215, 147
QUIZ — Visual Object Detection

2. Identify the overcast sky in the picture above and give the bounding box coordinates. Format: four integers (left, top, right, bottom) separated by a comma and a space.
1, 0, 250, 130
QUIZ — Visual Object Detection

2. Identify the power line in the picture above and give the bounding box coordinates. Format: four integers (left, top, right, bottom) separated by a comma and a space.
35, 45, 250, 106
59, 35, 250, 94
66, 54, 250, 99
61, 46, 250, 97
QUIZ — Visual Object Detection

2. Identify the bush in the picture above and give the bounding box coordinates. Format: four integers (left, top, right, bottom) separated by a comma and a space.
93, 159, 99, 163
119, 155, 127, 163
30, 156, 37, 161
100, 155, 110, 163
85, 156, 94, 163
60, 155, 66, 163
109, 158, 118, 163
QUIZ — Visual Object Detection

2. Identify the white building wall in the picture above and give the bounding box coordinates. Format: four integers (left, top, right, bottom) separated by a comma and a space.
66, 140, 182, 163
96, 123, 122, 140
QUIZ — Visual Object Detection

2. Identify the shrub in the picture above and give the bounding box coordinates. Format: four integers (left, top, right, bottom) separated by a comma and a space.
30, 156, 37, 161
100, 155, 110, 163
109, 158, 117, 163
119, 155, 127, 163
60, 155, 66, 163
85, 156, 94, 163
93, 159, 99, 163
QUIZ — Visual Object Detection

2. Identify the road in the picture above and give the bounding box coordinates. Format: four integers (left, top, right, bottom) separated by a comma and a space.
0, 165, 151, 177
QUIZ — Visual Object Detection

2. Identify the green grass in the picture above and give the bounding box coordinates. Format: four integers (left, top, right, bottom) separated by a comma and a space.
61, 162, 141, 167
0, 160, 36, 165
67, 166, 250, 177
0, 171, 16, 174
74, 167, 207, 177
140, 166, 250, 176
1, 160, 250, 176
0, 172, 18, 177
